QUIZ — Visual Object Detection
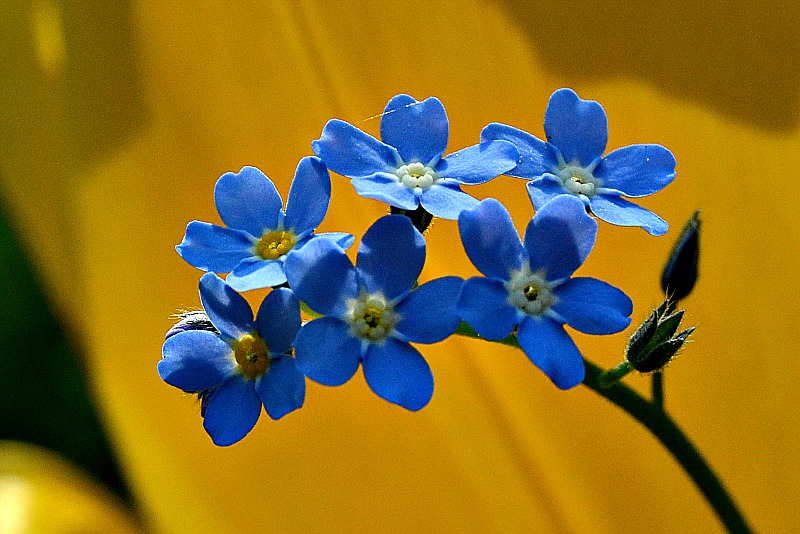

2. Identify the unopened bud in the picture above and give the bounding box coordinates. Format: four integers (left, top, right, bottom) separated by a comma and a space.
165, 310, 218, 339
661, 210, 700, 302
626, 300, 695, 373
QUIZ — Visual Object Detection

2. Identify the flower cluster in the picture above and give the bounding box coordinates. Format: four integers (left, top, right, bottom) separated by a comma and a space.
161, 90, 676, 445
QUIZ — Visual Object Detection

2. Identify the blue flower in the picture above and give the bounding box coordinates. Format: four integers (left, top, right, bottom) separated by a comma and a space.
285, 214, 463, 411
458, 196, 633, 389
481, 88, 676, 236
176, 157, 353, 291
159, 273, 305, 446
312, 94, 520, 220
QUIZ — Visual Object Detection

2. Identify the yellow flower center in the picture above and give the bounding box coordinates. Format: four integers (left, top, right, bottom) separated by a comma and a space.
256, 230, 295, 260
233, 334, 270, 378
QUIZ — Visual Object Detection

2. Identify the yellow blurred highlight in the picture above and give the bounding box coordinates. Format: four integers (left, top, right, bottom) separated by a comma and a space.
1, 0, 799, 533
0, 441, 140, 534
30, 0, 67, 77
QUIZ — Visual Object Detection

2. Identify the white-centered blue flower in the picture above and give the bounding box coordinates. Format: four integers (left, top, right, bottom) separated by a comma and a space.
176, 157, 353, 291
458, 196, 633, 389
285, 215, 463, 411
481, 88, 677, 236
311, 94, 520, 220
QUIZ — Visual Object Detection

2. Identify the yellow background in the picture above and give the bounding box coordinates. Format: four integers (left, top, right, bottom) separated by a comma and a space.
2, 0, 798, 532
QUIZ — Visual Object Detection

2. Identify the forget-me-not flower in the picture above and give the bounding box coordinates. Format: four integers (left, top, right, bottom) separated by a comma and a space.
312, 94, 520, 220
458, 196, 633, 389
481, 88, 676, 236
285, 215, 463, 411
176, 157, 353, 291
159, 273, 305, 446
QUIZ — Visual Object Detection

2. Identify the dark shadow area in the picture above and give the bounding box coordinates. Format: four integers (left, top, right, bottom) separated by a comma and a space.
0, 0, 146, 521
0, 191, 137, 512
494, 0, 800, 132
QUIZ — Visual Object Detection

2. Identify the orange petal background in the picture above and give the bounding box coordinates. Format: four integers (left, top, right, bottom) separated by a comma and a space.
2, 0, 799, 532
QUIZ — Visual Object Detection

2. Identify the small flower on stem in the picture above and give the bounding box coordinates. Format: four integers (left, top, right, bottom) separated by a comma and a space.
285, 214, 463, 411
312, 94, 520, 221
159, 273, 305, 446
481, 88, 676, 235
457, 196, 632, 389
176, 157, 353, 291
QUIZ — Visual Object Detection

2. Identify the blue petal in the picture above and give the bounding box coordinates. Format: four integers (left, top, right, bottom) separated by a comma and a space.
159, 331, 235, 391
394, 276, 463, 344
226, 257, 286, 292
544, 88, 608, 166
176, 221, 255, 272
256, 355, 305, 420
524, 195, 597, 281
590, 194, 669, 236
435, 140, 519, 184
458, 277, 521, 340
418, 182, 479, 220
594, 144, 677, 197
362, 339, 433, 411
284, 156, 331, 235
351, 173, 419, 210
380, 94, 448, 165
480, 123, 559, 178
255, 287, 301, 354
198, 273, 254, 340
357, 215, 425, 301
284, 238, 360, 318
458, 198, 524, 280
313, 231, 355, 251
214, 166, 282, 237
312, 119, 400, 177
294, 317, 363, 386
526, 174, 569, 211
202, 375, 262, 446
517, 317, 585, 389
552, 277, 633, 335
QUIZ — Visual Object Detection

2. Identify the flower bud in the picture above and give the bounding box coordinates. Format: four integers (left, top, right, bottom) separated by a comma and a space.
661, 210, 700, 302
165, 310, 218, 340
165, 310, 221, 401
626, 299, 694, 373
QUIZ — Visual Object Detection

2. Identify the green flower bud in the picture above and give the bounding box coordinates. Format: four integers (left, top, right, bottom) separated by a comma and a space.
626, 299, 695, 373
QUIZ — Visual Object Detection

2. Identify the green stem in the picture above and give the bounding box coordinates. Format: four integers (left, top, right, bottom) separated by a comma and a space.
652, 371, 664, 408
454, 324, 752, 533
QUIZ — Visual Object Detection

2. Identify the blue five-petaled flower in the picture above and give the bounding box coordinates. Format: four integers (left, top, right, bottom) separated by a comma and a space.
312, 94, 520, 220
285, 214, 463, 411
159, 273, 305, 446
481, 88, 676, 236
458, 196, 633, 389
176, 157, 353, 292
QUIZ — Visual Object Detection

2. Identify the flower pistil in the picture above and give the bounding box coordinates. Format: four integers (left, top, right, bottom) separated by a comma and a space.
506, 266, 555, 316
348, 293, 398, 342
395, 162, 439, 191
233, 333, 270, 378
554, 163, 602, 197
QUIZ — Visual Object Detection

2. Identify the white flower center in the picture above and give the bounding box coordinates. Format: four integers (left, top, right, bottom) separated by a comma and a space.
506, 266, 555, 316
554, 164, 601, 197
347, 292, 398, 342
395, 162, 438, 191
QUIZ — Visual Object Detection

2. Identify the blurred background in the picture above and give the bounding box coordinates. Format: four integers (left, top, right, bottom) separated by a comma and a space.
1, 0, 798, 532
